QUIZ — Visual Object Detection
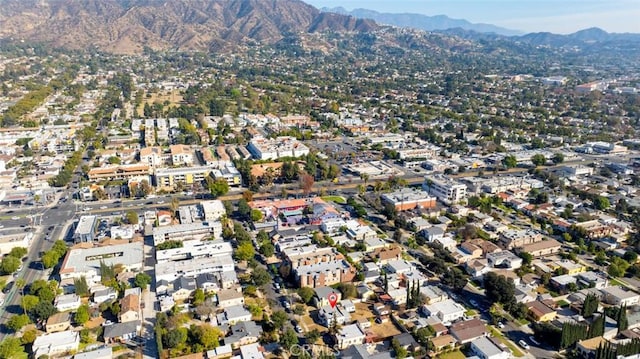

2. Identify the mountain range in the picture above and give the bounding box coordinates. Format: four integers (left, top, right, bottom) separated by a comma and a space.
0, 0, 377, 54
322, 7, 521, 36
0, 0, 638, 54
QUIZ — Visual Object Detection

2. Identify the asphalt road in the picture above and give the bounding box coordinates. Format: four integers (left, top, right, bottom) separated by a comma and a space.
0, 190, 77, 341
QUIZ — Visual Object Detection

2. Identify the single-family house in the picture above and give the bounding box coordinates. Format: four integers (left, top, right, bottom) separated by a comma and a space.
33, 330, 80, 358
119, 293, 140, 323
217, 289, 245, 308
226, 321, 263, 349
103, 321, 138, 343
54, 293, 81, 312
471, 336, 510, 359
93, 287, 118, 304
219, 305, 252, 325
601, 286, 640, 306
46, 312, 71, 333
526, 300, 557, 322
449, 318, 487, 344
421, 299, 466, 325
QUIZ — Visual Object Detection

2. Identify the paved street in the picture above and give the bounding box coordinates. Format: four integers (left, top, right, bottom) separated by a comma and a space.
0, 190, 77, 341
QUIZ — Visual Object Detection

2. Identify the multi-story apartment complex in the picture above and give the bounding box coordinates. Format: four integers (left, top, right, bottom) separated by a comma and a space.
152, 221, 223, 245
423, 176, 468, 205
296, 260, 356, 288
247, 136, 310, 160
88, 164, 151, 182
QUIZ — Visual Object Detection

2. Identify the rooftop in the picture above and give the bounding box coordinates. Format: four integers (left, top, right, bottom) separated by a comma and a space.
60, 242, 144, 275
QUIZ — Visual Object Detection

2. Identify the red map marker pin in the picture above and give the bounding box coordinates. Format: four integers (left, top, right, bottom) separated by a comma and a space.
328, 292, 338, 308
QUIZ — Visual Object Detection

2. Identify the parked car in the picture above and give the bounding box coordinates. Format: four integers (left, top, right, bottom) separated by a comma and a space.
497, 322, 505, 329
518, 340, 530, 350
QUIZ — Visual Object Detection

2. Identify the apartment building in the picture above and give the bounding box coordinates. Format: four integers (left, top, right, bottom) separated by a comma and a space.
296, 260, 356, 288
247, 136, 310, 160
170, 144, 194, 166
88, 164, 151, 182
152, 221, 223, 245
423, 176, 467, 205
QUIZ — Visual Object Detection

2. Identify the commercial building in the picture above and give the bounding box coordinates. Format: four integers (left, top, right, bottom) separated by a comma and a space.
59, 242, 144, 284
152, 221, 223, 245
0, 232, 32, 256
73, 215, 97, 243
423, 176, 467, 205
381, 188, 436, 211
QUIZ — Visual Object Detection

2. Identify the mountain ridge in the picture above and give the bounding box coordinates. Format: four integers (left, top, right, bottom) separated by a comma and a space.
0, 0, 378, 54
322, 6, 522, 36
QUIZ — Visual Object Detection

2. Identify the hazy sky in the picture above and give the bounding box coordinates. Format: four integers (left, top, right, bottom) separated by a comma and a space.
305, 0, 640, 34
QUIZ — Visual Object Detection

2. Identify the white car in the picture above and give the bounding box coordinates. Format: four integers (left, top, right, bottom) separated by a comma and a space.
518, 340, 530, 350
497, 322, 505, 329
11, 216, 19, 220
100, 206, 108, 209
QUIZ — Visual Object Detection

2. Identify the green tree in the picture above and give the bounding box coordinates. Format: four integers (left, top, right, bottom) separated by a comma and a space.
21, 329, 37, 344
193, 289, 206, 306
164, 327, 188, 348
20, 295, 39, 314
502, 155, 517, 169
336, 283, 357, 299
0, 337, 26, 359
618, 305, 628, 333
209, 178, 230, 197
0, 256, 20, 274
125, 210, 139, 224
190, 324, 221, 350
259, 242, 275, 258
594, 196, 610, 210
134, 272, 152, 289
31, 301, 57, 321
251, 267, 271, 286
298, 287, 315, 304
75, 304, 90, 325
6, 314, 30, 332
552, 153, 565, 164
582, 294, 599, 318
271, 310, 288, 329
391, 338, 408, 359
7, 247, 27, 259
250, 209, 263, 222
238, 199, 251, 220
74, 276, 90, 297
235, 241, 255, 261
531, 154, 546, 167
280, 328, 298, 351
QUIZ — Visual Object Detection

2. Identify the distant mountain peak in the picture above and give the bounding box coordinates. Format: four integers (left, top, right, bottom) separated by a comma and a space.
321, 7, 522, 36
0, 0, 378, 54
